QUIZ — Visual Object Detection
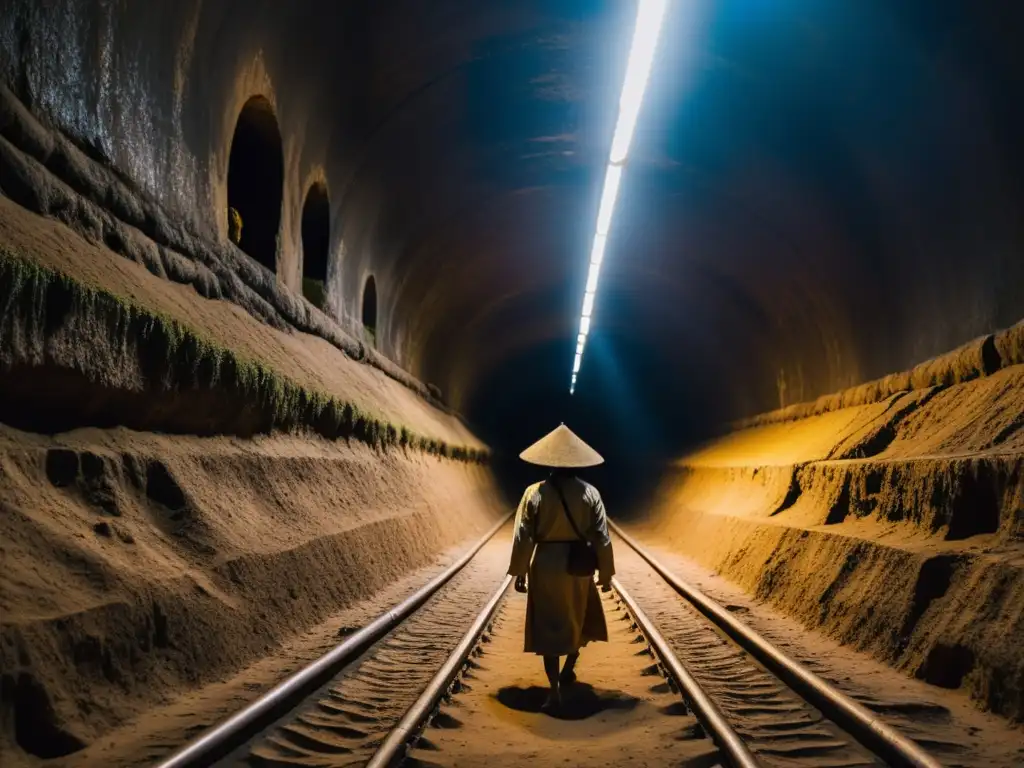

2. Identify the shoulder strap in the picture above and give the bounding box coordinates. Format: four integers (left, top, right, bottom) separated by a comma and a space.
552, 479, 587, 543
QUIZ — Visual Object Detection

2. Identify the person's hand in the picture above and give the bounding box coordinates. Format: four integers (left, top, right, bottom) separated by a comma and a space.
514, 575, 527, 593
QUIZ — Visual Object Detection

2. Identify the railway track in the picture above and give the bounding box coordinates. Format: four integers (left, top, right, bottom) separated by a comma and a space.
155, 519, 944, 768
153, 516, 513, 768
607, 525, 939, 768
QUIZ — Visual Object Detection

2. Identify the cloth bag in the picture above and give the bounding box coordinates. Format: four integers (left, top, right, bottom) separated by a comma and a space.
553, 482, 598, 577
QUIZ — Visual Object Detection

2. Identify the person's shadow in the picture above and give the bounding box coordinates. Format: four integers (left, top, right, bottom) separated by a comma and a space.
496, 683, 639, 721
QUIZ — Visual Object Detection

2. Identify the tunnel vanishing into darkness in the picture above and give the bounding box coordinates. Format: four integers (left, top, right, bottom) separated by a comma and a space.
227, 96, 285, 274
3, 0, 1020, 467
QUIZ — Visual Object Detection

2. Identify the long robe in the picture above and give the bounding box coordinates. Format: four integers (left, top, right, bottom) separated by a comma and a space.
506, 475, 616, 656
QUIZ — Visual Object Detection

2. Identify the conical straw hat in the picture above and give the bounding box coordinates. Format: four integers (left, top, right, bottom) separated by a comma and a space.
519, 424, 604, 468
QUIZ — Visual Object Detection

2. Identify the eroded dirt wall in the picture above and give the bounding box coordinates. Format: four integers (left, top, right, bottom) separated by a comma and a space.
0, 426, 504, 764
627, 334, 1024, 721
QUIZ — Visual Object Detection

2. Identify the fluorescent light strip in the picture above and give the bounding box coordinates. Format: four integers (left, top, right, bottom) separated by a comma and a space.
594, 163, 623, 236
590, 233, 607, 266
570, 0, 668, 393
582, 291, 595, 317
585, 261, 601, 293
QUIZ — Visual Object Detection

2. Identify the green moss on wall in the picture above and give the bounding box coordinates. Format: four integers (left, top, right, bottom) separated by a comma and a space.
0, 248, 489, 464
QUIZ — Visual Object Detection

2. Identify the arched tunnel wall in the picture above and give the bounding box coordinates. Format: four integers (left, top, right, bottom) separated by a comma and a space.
1, 0, 1023, 760
2, 0, 1021, 447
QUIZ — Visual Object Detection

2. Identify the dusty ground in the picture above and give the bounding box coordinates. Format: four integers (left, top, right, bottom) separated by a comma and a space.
408, 588, 720, 768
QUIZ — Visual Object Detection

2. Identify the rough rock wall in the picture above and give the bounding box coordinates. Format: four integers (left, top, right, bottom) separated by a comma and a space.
0, 1, 333, 282
628, 334, 1024, 721
0, 2, 447, 395
0, 80, 453, 408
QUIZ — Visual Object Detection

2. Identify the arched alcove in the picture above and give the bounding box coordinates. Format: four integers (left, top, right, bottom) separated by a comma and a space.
227, 96, 284, 273
301, 181, 330, 309
362, 275, 378, 347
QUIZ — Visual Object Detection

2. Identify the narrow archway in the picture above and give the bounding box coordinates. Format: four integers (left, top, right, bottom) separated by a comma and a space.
227, 96, 284, 273
301, 181, 330, 309
362, 275, 378, 347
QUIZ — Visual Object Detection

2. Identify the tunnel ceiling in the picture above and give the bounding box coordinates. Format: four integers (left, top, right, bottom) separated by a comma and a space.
5, 0, 1023, 460
342, 0, 1024, 456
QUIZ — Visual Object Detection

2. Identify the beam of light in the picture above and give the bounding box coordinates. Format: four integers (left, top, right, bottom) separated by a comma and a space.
594, 163, 623, 237
570, 0, 668, 394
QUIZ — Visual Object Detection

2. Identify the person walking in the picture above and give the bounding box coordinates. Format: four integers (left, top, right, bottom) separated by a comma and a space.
507, 424, 616, 712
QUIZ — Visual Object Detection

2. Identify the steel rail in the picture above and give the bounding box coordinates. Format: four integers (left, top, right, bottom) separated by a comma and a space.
610, 521, 942, 768
366, 575, 513, 768
611, 576, 762, 767
154, 514, 511, 768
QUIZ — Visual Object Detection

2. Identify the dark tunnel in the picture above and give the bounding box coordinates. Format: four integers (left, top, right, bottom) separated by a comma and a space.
409, 0, 1024, 496
1, 0, 1021, 480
